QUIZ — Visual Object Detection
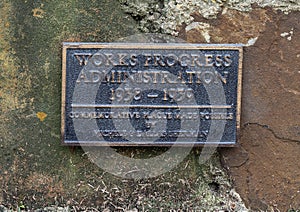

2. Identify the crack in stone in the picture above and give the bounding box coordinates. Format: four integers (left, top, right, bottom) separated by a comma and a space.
231, 154, 249, 168
242, 122, 300, 143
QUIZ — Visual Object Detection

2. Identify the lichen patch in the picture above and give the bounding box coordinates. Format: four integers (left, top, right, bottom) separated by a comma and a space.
32, 8, 45, 18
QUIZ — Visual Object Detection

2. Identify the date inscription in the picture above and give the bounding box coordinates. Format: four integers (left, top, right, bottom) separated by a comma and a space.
61, 43, 243, 146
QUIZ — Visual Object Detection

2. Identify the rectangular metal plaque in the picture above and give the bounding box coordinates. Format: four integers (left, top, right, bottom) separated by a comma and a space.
61, 43, 243, 146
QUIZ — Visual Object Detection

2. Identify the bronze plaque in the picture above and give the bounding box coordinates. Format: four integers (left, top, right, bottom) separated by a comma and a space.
61, 43, 243, 146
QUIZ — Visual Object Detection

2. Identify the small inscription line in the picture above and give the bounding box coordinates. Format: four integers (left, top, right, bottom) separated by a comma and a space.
71, 104, 232, 109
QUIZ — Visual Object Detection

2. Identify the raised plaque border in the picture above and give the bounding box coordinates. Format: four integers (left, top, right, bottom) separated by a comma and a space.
61, 43, 243, 147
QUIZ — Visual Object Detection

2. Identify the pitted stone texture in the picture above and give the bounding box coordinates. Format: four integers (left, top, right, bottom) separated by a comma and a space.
222, 125, 300, 210
185, 8, 300, 210
185, 8, 300, 141
184, 8, 269, 44
120, 0, 300, 35
241, 11, 300, 141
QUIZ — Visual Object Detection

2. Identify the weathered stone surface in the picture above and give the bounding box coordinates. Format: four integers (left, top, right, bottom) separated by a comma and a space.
224, 11, 300, 210
1, 0, 299, 210
183, 6, 300, 210
0, 1, 246, 211
185, 8, 269, 44
241, 12, 300, 141
223, 124, 300, 210
121, 0, 300, 35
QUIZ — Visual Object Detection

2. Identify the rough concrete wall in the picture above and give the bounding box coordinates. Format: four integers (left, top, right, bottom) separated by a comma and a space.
0, 0, 299, 211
